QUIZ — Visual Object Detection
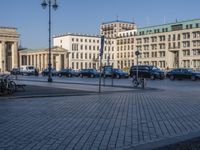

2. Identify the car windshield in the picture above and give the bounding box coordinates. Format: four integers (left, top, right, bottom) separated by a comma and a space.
152, 67, 160, 70
28, 67, 34, 69
113, 69, 124, 73
187, 69, 195, 72
88, 69, 96, 72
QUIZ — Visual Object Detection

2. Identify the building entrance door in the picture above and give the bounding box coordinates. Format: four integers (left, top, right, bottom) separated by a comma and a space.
174, 51, 179, 68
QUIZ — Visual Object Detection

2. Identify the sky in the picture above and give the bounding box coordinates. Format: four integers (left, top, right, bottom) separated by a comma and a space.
0, 0, 199, 49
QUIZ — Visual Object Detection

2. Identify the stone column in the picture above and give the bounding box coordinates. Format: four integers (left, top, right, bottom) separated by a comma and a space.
1, 41, 6, 72
0, 41, 2, 72
45, 54, 47, 69
56, 54, 61, 71
12, 42, 18, 68
51, 54, 54, 68
64, 53, 68, 68
34, 55, 37, 68
37, 54, 40, 70
37, 54, 39, 69
19, 54, 22, 67
30, 55, 32, 66
41, 54, 44, 71
27, 55, 29, 65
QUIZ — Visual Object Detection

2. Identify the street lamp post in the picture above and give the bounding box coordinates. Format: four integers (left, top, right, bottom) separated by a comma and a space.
41, 0, 58, 82
99, 36, 105, 93
106, 38, 111, 66
135, 50, 140, 80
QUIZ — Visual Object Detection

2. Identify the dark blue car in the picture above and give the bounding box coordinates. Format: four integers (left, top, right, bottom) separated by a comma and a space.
112, 69, 129, 79
130, 65, 165, 80
79, 69, 99, 78
58, 69, 78, 77
167, 68, 200, 81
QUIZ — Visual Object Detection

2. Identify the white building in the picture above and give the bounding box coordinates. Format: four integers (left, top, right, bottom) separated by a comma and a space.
53, 33, 116, 70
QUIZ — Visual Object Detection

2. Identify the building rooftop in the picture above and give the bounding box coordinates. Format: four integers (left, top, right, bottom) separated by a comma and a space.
137, 18, 200, 35
0, 26, 17, 29
101, 20, 135, 25
54, 33, 100, 38
19, 46, 68, 53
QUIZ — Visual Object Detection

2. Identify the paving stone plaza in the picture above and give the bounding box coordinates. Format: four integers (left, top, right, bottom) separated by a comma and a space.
0, 79, 200, 150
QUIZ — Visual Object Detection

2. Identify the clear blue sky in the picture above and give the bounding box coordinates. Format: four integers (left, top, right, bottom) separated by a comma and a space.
0, 0, 199, 49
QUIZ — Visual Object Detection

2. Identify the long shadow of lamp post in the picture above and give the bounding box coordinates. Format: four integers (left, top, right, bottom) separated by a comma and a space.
41, 0, 58, 82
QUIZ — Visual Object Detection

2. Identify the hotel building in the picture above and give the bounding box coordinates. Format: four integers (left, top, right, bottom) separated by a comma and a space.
134, 19, 200, 69
102, 19, 200, 70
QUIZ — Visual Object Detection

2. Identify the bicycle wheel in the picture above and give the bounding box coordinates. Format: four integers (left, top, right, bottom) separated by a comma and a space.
8, 81, 16, 94
132, 79, 139, 87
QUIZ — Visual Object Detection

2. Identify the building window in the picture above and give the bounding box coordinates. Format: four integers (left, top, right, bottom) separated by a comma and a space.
76, 62, 79, 69
183, 50, 190, 56
89, 53, 91, 59
76, 53, 79, 59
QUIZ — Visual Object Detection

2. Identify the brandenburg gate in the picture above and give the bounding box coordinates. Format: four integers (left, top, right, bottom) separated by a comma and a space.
0, 27, 19, 72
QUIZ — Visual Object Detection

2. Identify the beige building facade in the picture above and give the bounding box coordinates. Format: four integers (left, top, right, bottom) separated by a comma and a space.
135, 19, 200, 70
100, 20, 136, 38
0, 27, 19, 72
19, 46, 69, 71
53, 33, 116, 70
104, 19, 200, 70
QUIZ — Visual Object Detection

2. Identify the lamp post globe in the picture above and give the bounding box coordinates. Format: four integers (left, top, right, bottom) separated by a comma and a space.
41, 0, 58, 82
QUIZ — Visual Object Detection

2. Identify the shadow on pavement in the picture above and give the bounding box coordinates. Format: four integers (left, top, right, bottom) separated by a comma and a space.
0, 85, 96, 99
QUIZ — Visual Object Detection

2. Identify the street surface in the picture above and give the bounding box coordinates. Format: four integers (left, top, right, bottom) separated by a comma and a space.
0, 76, 200, 149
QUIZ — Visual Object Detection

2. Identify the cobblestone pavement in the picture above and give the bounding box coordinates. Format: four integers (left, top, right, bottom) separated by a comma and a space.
0, 89, 200, 150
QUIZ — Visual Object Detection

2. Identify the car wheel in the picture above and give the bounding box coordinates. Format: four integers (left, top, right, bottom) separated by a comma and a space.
160, 77, 164, 80
170, 75, 175, 80
150, 75, 155, 80
116, 75, 120, 79
91, 74, 94, 78
191, 76, 196, 81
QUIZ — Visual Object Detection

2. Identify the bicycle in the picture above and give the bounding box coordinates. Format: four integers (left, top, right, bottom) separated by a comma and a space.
132, 76, 146, 88
0, 74, 16, 95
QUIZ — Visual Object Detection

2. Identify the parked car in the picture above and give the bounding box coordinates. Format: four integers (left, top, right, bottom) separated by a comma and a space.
58, 69, 77, 77
79, 69, 99, 78
102, 66, 113, 77
112, 69, 129, 79
42, 68, 58, 76
166, 68, 200, 81
129, 65, 165, 80
10, 68, 20, 75
20, 65, 37, 76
